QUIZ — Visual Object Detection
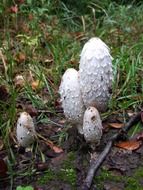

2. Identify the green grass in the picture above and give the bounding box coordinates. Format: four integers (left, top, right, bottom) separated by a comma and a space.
0, 0, 143, 188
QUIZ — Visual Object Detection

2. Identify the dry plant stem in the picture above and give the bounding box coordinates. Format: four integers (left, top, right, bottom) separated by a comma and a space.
82, 111, 141, 190
0, 49, 8, 79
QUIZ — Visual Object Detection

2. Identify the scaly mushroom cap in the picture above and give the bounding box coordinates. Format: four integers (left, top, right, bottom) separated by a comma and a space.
16, 112, 36, 147
79, 37, 113, 112
59, 68, 85, 133
83, 106, 103, 145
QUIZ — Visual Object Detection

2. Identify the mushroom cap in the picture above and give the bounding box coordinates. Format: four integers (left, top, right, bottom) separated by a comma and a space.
59, 68, 85, 129
16, 112, 36, 147
79, 37, 113, 112
83, 106, 103, 144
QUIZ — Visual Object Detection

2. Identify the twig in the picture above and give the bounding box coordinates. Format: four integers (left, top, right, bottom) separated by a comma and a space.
82, 112, 141, 190
0, 49, 8, 79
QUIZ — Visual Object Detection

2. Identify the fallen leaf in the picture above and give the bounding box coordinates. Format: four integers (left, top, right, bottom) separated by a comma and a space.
24, 104, 38, 117
0, 159, 8, 177
0, 85, 9, 101
45, 140, 63, 154
115, 140, 142, 151
16, 52, 26, 63
35, 162, 49, 171
38, 134, 63, 154
52, 145, 63, 153
109, 123, 124, 129
31, 80, 41, 90
10, 5, 18, 14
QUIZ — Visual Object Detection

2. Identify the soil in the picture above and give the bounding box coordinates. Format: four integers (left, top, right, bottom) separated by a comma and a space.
0, 113, 143, 190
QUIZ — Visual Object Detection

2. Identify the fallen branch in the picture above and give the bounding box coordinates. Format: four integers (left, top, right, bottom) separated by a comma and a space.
82, 111, 141, 190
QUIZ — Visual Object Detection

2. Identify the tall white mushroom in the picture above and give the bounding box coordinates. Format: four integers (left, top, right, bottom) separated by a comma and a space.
83, 106, 103, 147
16, 112, 36, 147
79, 37, 113, 112
59, 68, 85, 134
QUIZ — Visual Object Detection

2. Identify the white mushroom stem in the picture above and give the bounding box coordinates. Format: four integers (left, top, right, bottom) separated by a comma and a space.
83, 106, 103, 147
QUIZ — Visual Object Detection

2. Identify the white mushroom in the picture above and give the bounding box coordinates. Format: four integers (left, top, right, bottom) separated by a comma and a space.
83, 106, 103, 146
16, 112, 36, 147
79, 37, 113, 112
14, 75, 25, 88
59, 68, 85, 134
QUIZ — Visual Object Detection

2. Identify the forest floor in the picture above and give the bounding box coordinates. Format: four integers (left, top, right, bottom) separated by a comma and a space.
0, 1, 143, 190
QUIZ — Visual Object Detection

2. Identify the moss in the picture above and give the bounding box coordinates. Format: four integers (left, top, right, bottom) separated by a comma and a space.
38, 152, 76, 189
58, 168, 76, 186
124, 167, 143, 190
94, 168, 123, 189
59, 152, 76, 188
38, 169, 56, 185
124, 177, 142, 190
94, 167, 143, 190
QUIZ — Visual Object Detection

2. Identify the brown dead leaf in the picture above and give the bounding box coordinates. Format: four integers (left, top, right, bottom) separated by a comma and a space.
38, 134, 63, 154
45, 140, 63, 154
109, 123, 124, 129
16, 52, 26, 63
31, 80, 41, 90
115, 140, 142, 151
0, 159, 8, 177
24, 104, 38, 117
0, 85, 9, 101
10, 5, 18, 14
52, 145, 63, 153
36, 162, 49, 171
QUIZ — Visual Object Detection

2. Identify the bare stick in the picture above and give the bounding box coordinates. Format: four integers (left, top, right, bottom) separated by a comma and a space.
82, 112, 141, 190
0, 49, 8, 79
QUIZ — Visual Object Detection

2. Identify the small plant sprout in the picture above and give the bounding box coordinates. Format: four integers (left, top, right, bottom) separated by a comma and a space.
79, 37, 113, 112
59, 68, 85, 134
83, 107, 103, 148
16, 112, 36, 147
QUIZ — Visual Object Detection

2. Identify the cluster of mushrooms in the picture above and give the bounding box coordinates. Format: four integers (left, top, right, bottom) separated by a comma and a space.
59, 37, 113, 147
16, 37, 113, 148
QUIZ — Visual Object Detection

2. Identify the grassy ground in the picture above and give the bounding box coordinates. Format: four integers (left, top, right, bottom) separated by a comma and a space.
0, 0, 143, 189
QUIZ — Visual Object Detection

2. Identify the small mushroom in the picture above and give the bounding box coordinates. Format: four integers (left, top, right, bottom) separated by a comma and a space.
14, 75, 25, 88
59, 68, 85, 134
83, 106, 103, 147
79, 37, 113, 112
16, 112, 36, 147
